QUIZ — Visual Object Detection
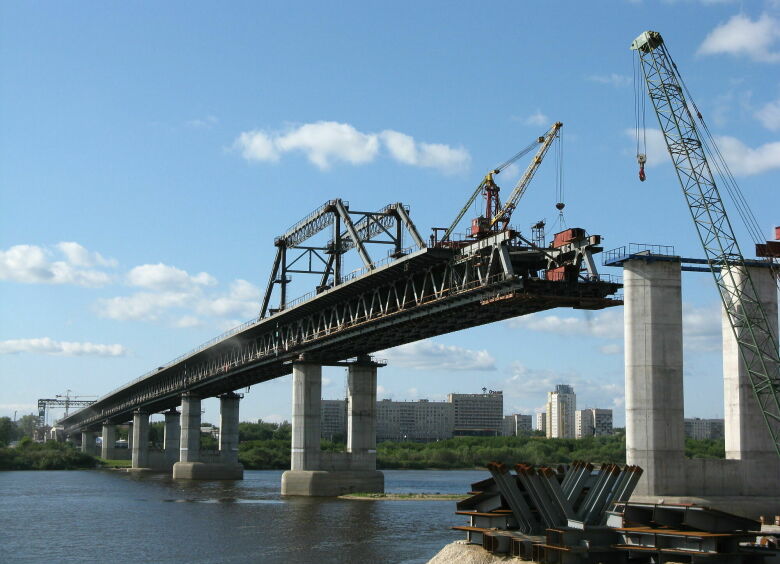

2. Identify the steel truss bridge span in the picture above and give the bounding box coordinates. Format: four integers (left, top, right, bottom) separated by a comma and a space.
60, 223, 620, 434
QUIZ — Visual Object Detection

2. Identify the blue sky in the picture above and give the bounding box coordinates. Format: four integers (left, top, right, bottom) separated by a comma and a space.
2, 1, 779, 428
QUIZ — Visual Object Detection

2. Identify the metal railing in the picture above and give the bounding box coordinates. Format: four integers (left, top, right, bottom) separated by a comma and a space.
602, 243, 676, 266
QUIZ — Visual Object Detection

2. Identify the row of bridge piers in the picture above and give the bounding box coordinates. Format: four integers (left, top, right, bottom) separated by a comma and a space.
79, 392, 243, 480
74, 355, 385, 494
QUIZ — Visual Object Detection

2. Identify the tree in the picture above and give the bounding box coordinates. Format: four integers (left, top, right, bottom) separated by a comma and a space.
16, 414, 38, 438
0, 417, 19, 446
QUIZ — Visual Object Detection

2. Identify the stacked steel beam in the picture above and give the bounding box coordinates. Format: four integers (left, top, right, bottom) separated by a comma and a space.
453, 461, 643, 559
453, 463, 779, 563
606, 502, 779, 563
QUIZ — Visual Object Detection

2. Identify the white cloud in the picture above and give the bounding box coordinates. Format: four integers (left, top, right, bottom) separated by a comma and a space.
96, 291, 192, 321
625, 128, 671, 168
508, 309, 624, 339
0, 337, 127, 357
56, 242, 116, 267
174, 315, 202, 328
683, 303, 722, 352
381, 130, 470, 173
524, 110, 549, 126
235, 121, 469, 173
0, 243, 113, 287
236, 122, 377, 169
755, 98, 780, 130
186, 115, 218, 129
196, 279, 259, 319
715, 135, 780, 175
509, 304, 722, 354
588, 74, 631, 87
599, 344, 623, 355
97, 274, 258, 327
381, 339, 496, 371
127, 263, 217, 291
698, 13, 780, 63
627, 127, 780, 176
235, 130, 279, 162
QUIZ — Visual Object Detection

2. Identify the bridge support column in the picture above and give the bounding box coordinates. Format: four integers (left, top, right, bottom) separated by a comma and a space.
101, 424, 116, 459
131, 410, 150, 469
81, 431, 96, 455
173, 392, 241, 480
720, 265, 780, 492
624, 257, 685, 496
163, 409, 180, 468
282, 356, 384, 496
218, 393, 243, 479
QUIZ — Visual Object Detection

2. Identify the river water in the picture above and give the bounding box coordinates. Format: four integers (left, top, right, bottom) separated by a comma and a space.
0, 469, 484, 563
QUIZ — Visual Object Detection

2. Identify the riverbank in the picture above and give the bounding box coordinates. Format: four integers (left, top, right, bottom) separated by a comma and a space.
0, 442, 96, 470
339, 492, 467, 501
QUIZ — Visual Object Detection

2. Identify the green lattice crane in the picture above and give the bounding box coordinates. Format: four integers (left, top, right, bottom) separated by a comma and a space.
631, 30, 780, 457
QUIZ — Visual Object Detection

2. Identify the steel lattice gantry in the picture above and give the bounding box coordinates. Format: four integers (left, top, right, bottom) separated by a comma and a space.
59, 205, 620, 434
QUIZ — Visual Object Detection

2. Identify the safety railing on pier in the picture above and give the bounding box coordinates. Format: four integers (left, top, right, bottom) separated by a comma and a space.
602, 243, 676, 267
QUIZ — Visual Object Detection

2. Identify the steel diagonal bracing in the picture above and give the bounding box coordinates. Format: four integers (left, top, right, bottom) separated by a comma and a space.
637, 36, 780, 454
59, 242, 620, 432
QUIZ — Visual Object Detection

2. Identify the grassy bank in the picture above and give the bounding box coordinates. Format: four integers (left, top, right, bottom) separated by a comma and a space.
0, 439, 97, 470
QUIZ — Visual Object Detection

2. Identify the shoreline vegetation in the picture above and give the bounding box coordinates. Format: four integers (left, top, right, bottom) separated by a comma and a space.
0, 423, 725, 471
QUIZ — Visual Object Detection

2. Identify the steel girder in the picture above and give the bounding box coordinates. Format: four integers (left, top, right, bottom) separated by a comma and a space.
60, 237, 620, 433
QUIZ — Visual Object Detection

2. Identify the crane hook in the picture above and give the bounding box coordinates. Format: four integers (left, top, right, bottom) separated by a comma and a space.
637, 153, 647, 182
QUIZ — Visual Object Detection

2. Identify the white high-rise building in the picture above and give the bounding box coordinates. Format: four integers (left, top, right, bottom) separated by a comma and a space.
535, 411, 546, 433
576, 408, 613, 438
546, 384, 576, 438
502, 414, 533, 436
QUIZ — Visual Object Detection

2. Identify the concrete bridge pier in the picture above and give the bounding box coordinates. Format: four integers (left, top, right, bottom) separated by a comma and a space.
128, 410, 153, 472
624, 256, 780, 516
624, 257, 685, 495
81, 431, 97, 455
218, 393, 244, 478
173, 392, 243, 480
345, 356, 384, 491
282, 355, 384, 496
101, 424, 116, 460
163, 409, 180, 467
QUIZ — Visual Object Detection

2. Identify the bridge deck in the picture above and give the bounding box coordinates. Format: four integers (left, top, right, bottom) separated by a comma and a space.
60, 240, 621, 432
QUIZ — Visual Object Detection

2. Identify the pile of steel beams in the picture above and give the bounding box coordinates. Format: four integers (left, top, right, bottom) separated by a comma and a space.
453, 461, 643, 559
453, 463, 780, 563
606, 502, 779, 563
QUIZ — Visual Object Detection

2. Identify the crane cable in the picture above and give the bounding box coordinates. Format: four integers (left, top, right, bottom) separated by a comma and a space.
555, 130, 566, 230
633, 52, 648, 181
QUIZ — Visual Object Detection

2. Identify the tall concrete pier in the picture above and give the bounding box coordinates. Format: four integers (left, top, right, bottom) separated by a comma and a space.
131, 410, 149, 469
621, 252, 780, 514
163, 409, 180, 467
172, 392, 243, 480
722, 265, 779, 464
282, 355, 384, 496
624, 257, 685, 495
81, 431, 97, 455
101, 424, 116, 460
